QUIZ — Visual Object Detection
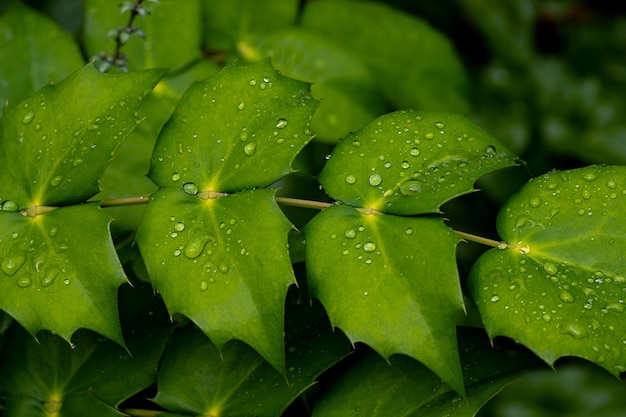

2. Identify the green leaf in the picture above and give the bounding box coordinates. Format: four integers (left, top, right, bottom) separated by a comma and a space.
154, 304, 350, 416
311, 328, 542, 417
136, 188, 295, 372
0, 63, 165, 207
301, 0, 470, 113
319, 110, 518, 215
238, 29, 388, 143
202, 0, 299, 50
0, 204, 127, 344
0, 314, 169, 417
469, 165, 626, 376
83, 0, 202, 70
304, 204, 465, 394
0, 2, 84, 118
148, 60, 317, 193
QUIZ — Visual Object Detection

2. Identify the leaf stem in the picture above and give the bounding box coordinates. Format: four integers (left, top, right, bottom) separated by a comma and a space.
100, 194, 151, 207
453, 230, 509, 249
274, 196, 333, 210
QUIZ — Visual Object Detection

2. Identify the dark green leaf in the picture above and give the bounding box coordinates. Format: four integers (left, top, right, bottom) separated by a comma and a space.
0, 2, 84, 118
136, 188, 295, 373
305, 204, 465, 394
0, 204, 127, 345
319, 110, 518, 215
0, 63, 165, 207
148, 60, 317, 193
302, 0, 470, 112
470, 165, 626, 376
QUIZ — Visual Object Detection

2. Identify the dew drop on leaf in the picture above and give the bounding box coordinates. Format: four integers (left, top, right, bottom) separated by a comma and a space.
174, 222, 185, 232
410, 148, 420, 157
1, 200, 19, 212
17, 274, 32, 288
561, 322, 588, 339
363, 242, 376, 252
276, 118, 288, 129
50, 175, 63, 187
1, 252, 26, 276
368, 173, 382, 186
237, 102, 246, 110
345, 229, 356, 239
21, 112, 35, 125
345, 175, 356, 184
200, 281, 208, 291
49, 225, 59, 237
184, 235, 209, 259
543, 262, 557, 275
405, 227, 413, 235
244, 142, 257, 156
171, 172, 181, 182
41, 268, 60, 287
218, 263, 230, 274
400, 180, 422, 196
182, 182, 199, 195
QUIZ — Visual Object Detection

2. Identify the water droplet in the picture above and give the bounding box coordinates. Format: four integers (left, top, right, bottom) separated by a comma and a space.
50, 175, 63, 187
17, 274, 32, 288
582, 172, 597, 182
2, 252, 26, 276
490, 295, 500, 302
363, 290, 369, 296
484, 145, 497, 155
174, 222, 185, 232
171, 172, 181, 182
276, 118, 288, 129
49, 225, 59, 237
529, 197, 542, 208
1, 200, 19, 212
41, 267, 60, 287
401, 161, 410, 169
345, 175, 356, 184
249, 79, 257, 86
73, 158, 84, 167
543, 262, 557, 275
363, 242, 376, 252
352, 140, 361, 148
182, 182, 199, 195
244, 142, 257, 156
173, 249, 182, 257
200, 281, 208, 291
410, 148, 420, 157
400, 180, 422, 196
185, 235, 209, 259
435, 122, 444, 129
606, 180, 617, 189
405, 227, 413, 235
218, 263, 230, 274
237, 102, 245, 110
63, 278, 70, 285
22, 112, 35, 124
424, 132, 434, 140
561, 322, 588, 339
368, 173, 382, 186
345, 229, 356, 239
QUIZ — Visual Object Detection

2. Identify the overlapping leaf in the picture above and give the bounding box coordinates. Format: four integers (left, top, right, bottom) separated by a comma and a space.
138, 61, 317, 373
469, 165, 626, 376
311, 328, 543, 417
319, 110, 518, 215
0, 64, 163, 344
305, 205, 465, 394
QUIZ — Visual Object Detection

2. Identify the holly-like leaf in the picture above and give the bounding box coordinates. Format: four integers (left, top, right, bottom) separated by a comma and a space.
136, 188, 295, 372
301, 0, 470, 113
0, 2, 84, 118
0, 204, 127, 344
304, 204, 465, 394
148, 60, 317, 193
0, 63, 165, 207
469, 165, 626, 376
319, 110, 518, 215
311, 328, 543, 417
154, 304, 350, 417
0, 315, 170, 417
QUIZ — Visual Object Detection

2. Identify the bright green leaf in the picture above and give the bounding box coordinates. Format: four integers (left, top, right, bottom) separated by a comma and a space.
301, 0, 470, 113
238, 29, 388, 143
0, 63, 165, 207
0, 2, 84, 118
136, 188, 295, 372
319, 110, 518, 215
148, 60, 317, 193
0, 313, 169, 417
469, 165, 626, 376
304, 204, 465, 394
154, 304, 350, 416
0, 204, 127, 344
83, 0, 202, 70
311, 328, 542, 417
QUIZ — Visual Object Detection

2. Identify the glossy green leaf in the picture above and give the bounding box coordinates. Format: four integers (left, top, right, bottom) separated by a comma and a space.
154, 304, 350, 416
0, 204, 127, 344
83, 0, 202, 70
136, 188, 295, 372
319, 110, 518, 215
301, 0, 470, 113
469, 165, 626, 376
312, 328, 542, 417
202, 0, 299, 50
0, 63, 165, 207
0, 2, 84, 118
305, 204, 465, 394
0, 314, 169, 417
148, 60, 317, 193
238, 29, 388, 143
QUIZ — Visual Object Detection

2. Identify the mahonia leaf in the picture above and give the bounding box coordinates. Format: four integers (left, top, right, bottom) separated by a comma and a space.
136, 188, 295, 372
469, 165, 626, 376
304, 205, 465, 394
0, 63, 165, 207
301, 0, 470, 113
319, 110, 518, 215
153, 306, 350, 417
0, 314, 170, 417
311, 328, 542, 417
148, 60, 317, 193
0, 2, 83, 118
0, 204, 127, 345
